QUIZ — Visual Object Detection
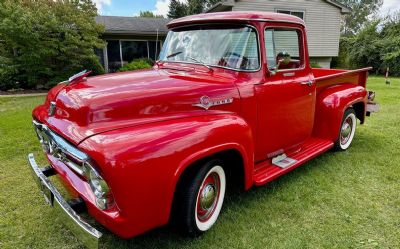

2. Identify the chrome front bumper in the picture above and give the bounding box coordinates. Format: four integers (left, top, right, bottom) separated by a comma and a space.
28, 153, 102, 249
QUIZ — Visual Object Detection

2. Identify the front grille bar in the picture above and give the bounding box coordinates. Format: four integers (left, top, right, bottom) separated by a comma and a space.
33, 120, 89, 176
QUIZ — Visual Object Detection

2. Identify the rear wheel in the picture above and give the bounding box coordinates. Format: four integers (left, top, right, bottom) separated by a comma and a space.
177, 159, 226, 236
334, 108, 357, 151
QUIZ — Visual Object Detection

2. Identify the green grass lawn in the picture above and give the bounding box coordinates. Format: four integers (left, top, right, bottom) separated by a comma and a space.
0, 77, 399, 249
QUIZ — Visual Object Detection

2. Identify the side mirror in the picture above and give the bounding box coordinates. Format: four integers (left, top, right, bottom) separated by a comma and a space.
267, 67, 278, 76
267, 59, 283, 77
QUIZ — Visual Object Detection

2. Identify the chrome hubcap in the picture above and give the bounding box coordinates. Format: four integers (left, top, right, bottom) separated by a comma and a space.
200, 185, 216, 210
197, 172, 220, 222
340, 117, 353, 145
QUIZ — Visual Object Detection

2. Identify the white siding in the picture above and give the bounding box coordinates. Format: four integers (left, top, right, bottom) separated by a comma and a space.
232, 0, 341, 58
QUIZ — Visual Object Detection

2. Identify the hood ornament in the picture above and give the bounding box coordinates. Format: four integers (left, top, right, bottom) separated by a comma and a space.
193, 96, 233, 110
59, 70, 92, 85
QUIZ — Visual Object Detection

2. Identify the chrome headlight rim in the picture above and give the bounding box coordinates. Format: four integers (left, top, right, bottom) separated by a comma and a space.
83, 161, 114, 210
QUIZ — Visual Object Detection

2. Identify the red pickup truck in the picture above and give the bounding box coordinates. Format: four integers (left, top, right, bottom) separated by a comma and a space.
28, 12, 378, 248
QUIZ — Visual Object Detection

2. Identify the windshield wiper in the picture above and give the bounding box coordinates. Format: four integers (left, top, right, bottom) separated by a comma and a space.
165, 52, 213, 72
187, 56, 213, 72
166, 51, 183, 59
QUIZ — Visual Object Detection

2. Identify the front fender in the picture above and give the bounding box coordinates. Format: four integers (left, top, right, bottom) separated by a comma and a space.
78, 113, 254, 238
313, 84, 367, 141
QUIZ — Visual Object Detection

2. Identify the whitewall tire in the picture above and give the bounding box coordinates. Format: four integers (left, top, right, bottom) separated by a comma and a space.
176, 159, 226, 236
334, 108, 357, 151
195, 165, 226, 231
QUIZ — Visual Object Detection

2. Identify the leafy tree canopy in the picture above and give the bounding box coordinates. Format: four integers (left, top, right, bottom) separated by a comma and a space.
338, 0, 383, 36
335, 12, 400, 76
167, 0, 187, 19
0, 0, 105, 90
138, 11, 164, 18
168, 0, 220, 19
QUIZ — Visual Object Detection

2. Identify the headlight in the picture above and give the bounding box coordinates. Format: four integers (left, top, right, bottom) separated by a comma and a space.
84, 162, 114, 210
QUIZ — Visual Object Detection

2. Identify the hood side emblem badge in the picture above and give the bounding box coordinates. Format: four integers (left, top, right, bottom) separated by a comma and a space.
49, 101, 56, 116
193, 96, 233, 110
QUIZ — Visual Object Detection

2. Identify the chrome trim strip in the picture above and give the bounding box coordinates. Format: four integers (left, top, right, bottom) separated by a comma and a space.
28, 153, 102, 248
32, 120, 88, 175
65, 160, 85, 176
50, 131, 88, 162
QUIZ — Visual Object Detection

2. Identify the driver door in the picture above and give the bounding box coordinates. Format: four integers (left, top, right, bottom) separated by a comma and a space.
254, 26, 315, 162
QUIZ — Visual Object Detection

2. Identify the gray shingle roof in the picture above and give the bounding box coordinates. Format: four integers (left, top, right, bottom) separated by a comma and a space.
96, 16, 170, 35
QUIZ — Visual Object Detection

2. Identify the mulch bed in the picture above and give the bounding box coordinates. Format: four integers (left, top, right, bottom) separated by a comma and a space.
0, 90, 48, 96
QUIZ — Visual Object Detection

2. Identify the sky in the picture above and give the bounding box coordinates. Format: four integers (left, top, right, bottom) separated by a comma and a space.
380, 0, 400, 16
92, 0, 400, 17
92, 0, 184, 17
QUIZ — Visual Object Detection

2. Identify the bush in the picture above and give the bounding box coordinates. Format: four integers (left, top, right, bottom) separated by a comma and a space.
335, 14, 400, 76
0, 0, 105, 90
310, 61, 322, 68
117, 59, 153, 72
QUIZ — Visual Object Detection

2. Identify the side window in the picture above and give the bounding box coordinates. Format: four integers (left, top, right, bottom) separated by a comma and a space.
264, 28, 303, 71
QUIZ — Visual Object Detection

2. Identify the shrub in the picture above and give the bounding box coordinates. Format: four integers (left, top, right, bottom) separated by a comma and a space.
118, 59, 153, 72
335, 14, 400, 76
0, 0, 105, 90
310, 61, 322, 68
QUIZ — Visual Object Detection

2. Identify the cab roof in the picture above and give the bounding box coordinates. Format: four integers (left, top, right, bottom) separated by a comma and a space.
167, 11, 305, 29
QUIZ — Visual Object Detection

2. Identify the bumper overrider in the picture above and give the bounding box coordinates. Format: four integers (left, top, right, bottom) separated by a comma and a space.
28, 120, 114, 248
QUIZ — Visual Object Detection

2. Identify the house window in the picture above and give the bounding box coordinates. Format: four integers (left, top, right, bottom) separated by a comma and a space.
276, 10, 304, 20
148, 41, 161, 61
121, 41, 148, 64
105, 40, 162, 72
106, 40, 122, 72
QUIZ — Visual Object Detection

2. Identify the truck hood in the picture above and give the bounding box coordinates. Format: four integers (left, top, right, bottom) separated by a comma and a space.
33, 68, 241, 145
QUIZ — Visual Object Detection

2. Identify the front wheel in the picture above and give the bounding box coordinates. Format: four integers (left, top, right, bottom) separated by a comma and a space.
177, 159, 226, 236
334, 108, 357, 151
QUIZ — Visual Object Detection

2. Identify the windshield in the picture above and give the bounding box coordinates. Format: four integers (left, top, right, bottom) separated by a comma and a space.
159, 25, 260, 71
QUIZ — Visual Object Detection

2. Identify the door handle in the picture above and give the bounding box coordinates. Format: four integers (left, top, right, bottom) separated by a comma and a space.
300, 81, 313, 86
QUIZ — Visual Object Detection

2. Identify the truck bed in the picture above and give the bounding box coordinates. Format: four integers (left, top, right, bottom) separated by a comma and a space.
312, 67, 372, 90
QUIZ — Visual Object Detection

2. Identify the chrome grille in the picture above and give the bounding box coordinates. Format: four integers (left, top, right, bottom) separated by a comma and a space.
33, 120, 88, 176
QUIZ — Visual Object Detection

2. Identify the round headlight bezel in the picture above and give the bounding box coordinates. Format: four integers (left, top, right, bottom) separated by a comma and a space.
83, 161, 114, 210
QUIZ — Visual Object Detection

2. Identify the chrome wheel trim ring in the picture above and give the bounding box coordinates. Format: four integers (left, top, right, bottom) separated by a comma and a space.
197, 172, 220, 222
195, 165, 226, 231
340, 113, 356, 149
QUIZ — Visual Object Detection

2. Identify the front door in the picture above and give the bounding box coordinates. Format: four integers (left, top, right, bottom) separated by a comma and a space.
255, 26, 315, 162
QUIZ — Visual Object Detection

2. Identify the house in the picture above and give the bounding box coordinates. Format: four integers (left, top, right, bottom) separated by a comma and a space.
207, 0, 351, 68
95, 16, 170, 72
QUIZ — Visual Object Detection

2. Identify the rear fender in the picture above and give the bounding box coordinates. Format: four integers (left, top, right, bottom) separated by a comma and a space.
78, 114, 254, 237
313, 84, 367, 141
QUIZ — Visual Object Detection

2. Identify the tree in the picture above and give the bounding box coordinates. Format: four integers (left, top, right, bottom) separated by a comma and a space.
138, 11, 164, 18
167, 0, 221, 19
339, 0, 383, 36
187, 0, 204, 15
335, 12, 400, 76
204, 0, 221, 10
168, 0, 187, 19
0, 0, 105, 90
